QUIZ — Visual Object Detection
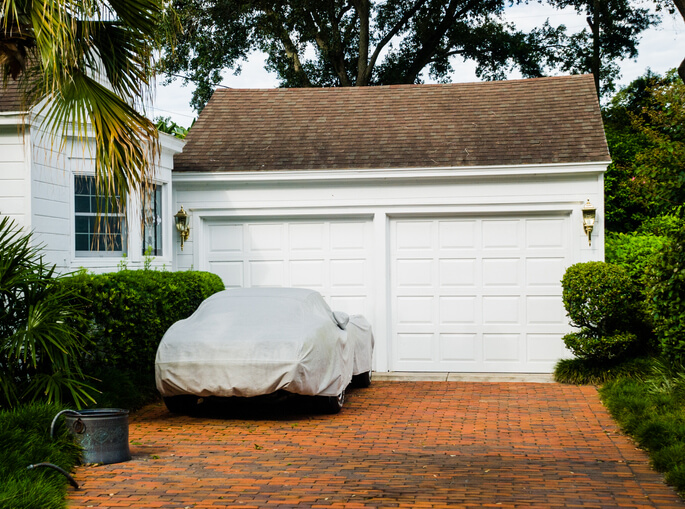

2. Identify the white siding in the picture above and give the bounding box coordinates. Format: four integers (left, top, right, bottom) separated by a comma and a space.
0, 122, 31, 228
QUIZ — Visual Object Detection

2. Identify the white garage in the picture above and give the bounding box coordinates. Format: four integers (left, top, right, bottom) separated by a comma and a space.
172, 75, 610, 373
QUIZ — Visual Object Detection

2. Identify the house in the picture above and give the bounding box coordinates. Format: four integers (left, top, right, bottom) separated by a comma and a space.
172, 75, 610, 374
1, 74, 610, 374
0, 79, 185, 273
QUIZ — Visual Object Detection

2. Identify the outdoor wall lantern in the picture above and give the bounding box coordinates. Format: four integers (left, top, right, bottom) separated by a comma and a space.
174, 206, 190, 251
582, 199, 596, 246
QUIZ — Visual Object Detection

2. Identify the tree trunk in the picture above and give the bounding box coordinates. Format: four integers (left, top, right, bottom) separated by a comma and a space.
673, 0, 685, 83
353, 0, 370, 85
590, 0, 601, 97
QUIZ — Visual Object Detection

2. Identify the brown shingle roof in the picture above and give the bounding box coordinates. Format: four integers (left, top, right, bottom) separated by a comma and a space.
174, 75, 610, 173
0, 79, 25, 112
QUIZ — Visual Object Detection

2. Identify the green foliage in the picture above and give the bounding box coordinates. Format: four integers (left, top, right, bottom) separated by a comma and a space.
602, 70, 680, 232
162, 0, 577, 111
63, 270, 225, 375
553, 356, 654, 385
562, 331, 639, 362
605, 230, 666, 285
154, 116, 190, 139
561, 262, 649, 361
600, 360, 685, 494
647, 226, 685, 362
0, 217, 95, 410
0, 403, 81, 509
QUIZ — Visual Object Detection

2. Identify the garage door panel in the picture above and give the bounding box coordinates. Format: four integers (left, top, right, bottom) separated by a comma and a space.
289, 223, 325, 251
482, 220, 522, 249
290, 260, 325, 288
249, 260, 285, 286
397, 333, 434, 361
209, 261, 243, 288
440, 333, 478, 362
527, 333, 570, 362
527, 258, 566, 287
208, 224, 243, 252
396, 259, 433, 288
527, 296, 566, 324
247, 224, 284, 252
483, 333, 522, 361
438, 220, 477, 249
526, 218, 566, 248
330, 222, 368, 250
482, 296, 521, 324
482, 258, 522, 287
439, 259, 477, 287
330, 259, 367, 288
397, 296, 434, 324
329, 295, 368, 315
396, 221, 433, 250
439, 296, 478, 324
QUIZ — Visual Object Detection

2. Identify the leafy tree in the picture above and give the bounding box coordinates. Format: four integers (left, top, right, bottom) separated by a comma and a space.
1, 0, 174, 203
601, 70, 678, 231
546, 0, 658, 96
161, 0, 569, 110
0, 217, 94, 409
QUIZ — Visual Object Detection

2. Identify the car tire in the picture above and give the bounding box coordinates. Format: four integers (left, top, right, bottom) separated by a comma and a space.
352, 371, 372, 388
163, 395, 200, 414
319, 390, 345, 414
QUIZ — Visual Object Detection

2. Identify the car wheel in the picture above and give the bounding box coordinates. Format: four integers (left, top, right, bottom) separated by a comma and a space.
319, 390, 345, 414
352, 371, 372, 388
163, 395, 200, 414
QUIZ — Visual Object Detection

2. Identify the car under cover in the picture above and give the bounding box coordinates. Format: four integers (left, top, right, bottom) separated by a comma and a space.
155, 287, 373, 399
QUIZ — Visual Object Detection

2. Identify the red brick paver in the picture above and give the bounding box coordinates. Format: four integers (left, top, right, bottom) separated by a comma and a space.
68, 382, 684, 508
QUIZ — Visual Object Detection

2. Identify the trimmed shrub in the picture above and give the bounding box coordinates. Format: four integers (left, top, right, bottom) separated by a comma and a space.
64, 270, 225, 375
561, 262, 648, 361
648, 226, 685, 362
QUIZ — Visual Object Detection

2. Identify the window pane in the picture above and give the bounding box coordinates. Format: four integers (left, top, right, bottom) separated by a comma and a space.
142, 184, 162, 256
74, 175, 126, 254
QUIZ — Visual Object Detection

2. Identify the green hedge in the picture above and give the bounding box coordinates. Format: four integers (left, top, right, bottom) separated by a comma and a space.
605, 231, 666, 286
561, 262, 650, 361
648, 226, 685, 362
64, 270, 225, 375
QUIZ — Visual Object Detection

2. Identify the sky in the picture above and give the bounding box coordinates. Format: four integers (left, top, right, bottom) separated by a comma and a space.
149, 3, 685, 127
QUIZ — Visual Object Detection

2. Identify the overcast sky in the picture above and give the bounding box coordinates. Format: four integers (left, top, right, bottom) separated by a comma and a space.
150, 3, 685, 126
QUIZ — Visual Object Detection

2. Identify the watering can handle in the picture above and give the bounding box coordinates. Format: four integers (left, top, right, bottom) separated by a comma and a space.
50, 409, 81, 439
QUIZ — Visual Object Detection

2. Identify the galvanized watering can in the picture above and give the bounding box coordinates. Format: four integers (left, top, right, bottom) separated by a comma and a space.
51, 408, 131, 465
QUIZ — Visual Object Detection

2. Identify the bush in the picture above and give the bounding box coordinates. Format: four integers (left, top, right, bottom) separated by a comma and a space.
605, 231, 666, 286
561, 262, 648, 361
0, 217, 94, 410
64, 270, 225, 376
647, 225, 685, 363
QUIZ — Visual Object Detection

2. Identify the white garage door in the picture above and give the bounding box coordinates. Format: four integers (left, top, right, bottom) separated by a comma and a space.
204, 218, 375, 320
391, 215, 571, 372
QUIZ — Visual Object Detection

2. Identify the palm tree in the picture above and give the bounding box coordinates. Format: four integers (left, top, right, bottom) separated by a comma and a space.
0, 0, 172, 201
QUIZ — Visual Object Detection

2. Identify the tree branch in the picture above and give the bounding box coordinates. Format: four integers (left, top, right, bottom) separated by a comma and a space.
365, 0, 429, 83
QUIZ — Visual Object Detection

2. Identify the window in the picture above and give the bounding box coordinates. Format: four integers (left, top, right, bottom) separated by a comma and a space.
142, 184, 163, 256
74, 175, 126, 254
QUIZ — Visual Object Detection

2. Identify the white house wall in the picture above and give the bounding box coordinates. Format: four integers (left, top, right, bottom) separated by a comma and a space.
172, 163, 605, 373
0, 118, 31, 228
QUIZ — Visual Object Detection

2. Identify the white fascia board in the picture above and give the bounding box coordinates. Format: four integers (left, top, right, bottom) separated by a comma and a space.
0, 112, 27, 125
172, 161, 611, 184
159, 132, 186, 154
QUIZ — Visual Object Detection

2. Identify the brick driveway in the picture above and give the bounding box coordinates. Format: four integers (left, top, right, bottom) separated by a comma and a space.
68, 382, 684, 508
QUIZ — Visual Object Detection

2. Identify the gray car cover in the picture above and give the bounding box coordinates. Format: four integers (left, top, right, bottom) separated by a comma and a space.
155, 287, 373, 398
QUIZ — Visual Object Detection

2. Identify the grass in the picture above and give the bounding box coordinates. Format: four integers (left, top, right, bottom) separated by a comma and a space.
0, 403, 82, 509
559, 355, 685, 495
554, 356, 655, 385
0, 367, 159, 509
